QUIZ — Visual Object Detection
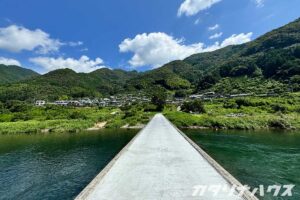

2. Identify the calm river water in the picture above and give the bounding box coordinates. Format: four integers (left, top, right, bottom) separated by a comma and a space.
0, 130, 137, 200
186, 129, 300, 200
0, 129, 299, 200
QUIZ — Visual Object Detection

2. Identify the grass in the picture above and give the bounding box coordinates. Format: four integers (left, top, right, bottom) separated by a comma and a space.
0, 119, 95, 134
164, 93, 300, 130
105, 107, 155, 128
1, 93, 299, 134
0, 104, 155, 134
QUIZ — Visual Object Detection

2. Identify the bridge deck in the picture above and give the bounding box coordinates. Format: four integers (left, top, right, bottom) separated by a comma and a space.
76, 114, 256, 200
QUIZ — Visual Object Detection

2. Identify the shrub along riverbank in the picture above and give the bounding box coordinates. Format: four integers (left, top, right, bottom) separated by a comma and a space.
164, 93, 300, 130
0, 103, 155, 134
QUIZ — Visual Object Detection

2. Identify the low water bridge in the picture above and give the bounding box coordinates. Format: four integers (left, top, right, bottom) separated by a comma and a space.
76, 114, 257, 200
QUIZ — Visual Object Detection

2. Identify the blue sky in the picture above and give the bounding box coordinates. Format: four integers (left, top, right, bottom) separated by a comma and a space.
0, 0, 299, 73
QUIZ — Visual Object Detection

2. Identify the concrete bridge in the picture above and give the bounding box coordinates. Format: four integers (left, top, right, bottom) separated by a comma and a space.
76, 114, 257, 200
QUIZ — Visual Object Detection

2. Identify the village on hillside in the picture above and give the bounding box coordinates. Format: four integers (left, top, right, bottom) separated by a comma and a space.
34, 91, 279, 108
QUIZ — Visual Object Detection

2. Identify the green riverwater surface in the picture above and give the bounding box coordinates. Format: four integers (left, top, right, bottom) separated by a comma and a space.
0, 129, 299, 200
186, 129, 300, 200
0, 130, 137, 200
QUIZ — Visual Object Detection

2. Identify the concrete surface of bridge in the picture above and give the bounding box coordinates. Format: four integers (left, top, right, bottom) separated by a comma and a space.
76, 114, 257, 200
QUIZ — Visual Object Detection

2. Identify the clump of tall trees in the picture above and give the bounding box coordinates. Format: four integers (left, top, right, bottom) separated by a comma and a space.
181, 100, 206, 114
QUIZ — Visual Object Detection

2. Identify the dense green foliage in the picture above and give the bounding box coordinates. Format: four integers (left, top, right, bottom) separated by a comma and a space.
181, 100, 206, 114
0, 65, 39, 84
0, 92, 299, 133
125, 61, 192, 91
165, 93, 300, 130
0, 68, 138, 102
0, 102, 155, 134
151, 89, 167, 111
211, 77, 287, 94
129, 18, 300, 94
184, 18, 300, 83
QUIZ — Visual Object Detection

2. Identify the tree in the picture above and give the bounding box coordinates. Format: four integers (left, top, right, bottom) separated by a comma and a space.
59, 95, 69, 100
257, 50, 285, 78
197, 74, 218, 91
0, 101, 4, 114
181, 100, 206, 114
174, 90, 187, 98
235, 98, 252, 109
5, 100, 31, 113
151, 91, 167, 111
294, 46, 300, 58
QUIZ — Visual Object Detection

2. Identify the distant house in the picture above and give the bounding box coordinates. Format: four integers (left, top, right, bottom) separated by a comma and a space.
68, 100, 82, 106
99, 101, 108, 107
189, 95, 203, 99
54, 101, 69, 106
79, 98, 93, 106
35, 100, 46, 106
229, 93, 253, 98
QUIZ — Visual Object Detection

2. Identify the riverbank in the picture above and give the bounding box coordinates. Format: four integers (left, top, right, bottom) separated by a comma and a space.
164, 111, 300, 130
164, 93, 300, 130
1, 93, 299, 134
0, 105, 154, 134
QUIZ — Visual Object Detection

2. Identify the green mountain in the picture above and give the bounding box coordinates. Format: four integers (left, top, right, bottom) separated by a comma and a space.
1, 18, 300, 102
186, 18, 300, 79
0, 68, 138, 102
127, 17, 300, 94
125, 61, 194, 91
0, 65, 39, 84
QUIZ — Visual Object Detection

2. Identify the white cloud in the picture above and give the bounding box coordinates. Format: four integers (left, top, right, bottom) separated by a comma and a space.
80, 48, 89, 52
220, 32, 253, 47
209, 32, 223, 39
119, 32, 253, 68
208, 24, 219, 31
67, 41, 83, 47
29, 55, 106, 73
119, 33, 204, 68
178, 0, 222, 17
0, 57, 21, 66
194, 18, 201, 25
254, 0, 264, 7
0, 25, 62, 54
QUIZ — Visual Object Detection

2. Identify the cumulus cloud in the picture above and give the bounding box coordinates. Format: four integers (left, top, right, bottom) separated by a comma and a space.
209, 32, 223, 39
119, 32, 253, 68
0, 57, 21, 66
178, 0, 222, 17
208, 24, 220, 31
29, 55, 106, 73
0, 25, 62, 54
220, 32, 253, 47
119, 32, 205, 68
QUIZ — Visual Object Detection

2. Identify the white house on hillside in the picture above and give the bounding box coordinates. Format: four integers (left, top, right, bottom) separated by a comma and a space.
35, 100, 46, 106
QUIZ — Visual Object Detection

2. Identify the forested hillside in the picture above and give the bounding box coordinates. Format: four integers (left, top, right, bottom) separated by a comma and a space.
0, 65, 39, 84
127, 17, 300, 94
0, 68, 138, 102
0, 18, 300, 101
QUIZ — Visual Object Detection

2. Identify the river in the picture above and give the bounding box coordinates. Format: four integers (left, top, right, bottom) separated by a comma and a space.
0, 129, 299, 200
185, 129, 300, 200
0, 130, 137, 200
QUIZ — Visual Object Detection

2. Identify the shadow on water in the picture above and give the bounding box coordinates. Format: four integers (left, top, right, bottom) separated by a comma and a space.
185, 129, 300, 200
0, 129, 137, 200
